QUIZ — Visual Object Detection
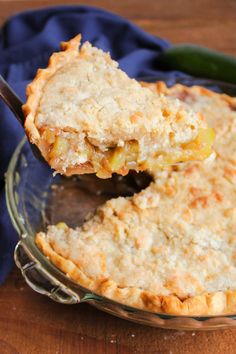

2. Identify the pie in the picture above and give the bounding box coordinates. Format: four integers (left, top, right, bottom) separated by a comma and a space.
23, 35, 214, 178
36, 83, 236, 315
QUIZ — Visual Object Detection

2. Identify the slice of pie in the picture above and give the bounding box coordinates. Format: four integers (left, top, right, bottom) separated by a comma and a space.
23, 35, 214, 178
36, 83, 236, 315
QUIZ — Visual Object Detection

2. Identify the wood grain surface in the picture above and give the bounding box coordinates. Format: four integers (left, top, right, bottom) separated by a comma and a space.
1, 0, 236, 353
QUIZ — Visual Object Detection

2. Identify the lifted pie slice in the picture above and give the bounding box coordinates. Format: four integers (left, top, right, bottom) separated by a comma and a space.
23, 34, 214, 177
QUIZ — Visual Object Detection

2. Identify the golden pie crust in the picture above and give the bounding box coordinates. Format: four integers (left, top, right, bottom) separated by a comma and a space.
23, 35, 213, 178
36, 82, 236, 316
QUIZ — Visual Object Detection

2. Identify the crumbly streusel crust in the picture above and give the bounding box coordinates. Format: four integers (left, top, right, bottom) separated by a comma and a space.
23, 35, 212, 177
36, 82, 236, 315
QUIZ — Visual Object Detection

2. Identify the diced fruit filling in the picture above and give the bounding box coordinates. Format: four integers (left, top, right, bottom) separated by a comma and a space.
40, 127, 214, 177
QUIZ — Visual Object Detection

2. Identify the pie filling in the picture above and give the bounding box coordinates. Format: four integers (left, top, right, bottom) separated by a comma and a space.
40, 127, 215, 177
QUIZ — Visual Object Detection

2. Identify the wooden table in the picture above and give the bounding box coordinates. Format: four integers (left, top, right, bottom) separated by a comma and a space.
1, 0, 236, 353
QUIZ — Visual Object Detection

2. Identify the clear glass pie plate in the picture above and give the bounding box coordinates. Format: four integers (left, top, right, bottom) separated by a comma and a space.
5, 78, 236, 330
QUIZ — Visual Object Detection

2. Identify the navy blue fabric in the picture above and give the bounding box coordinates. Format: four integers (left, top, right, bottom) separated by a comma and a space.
0, 5, 189, 284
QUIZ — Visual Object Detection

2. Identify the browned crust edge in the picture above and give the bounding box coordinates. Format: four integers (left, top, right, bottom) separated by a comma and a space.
141, 80, 236, 109
23, 34, 82, 145
22, 34, 102, 175
36, 232, 236, 316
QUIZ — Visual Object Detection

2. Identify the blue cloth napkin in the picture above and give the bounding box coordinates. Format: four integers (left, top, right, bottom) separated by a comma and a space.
0, 5, 188, 284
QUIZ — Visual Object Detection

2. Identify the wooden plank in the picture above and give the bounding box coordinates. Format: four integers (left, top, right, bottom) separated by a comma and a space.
0, 268, 236, 354
0, 0, 236, 54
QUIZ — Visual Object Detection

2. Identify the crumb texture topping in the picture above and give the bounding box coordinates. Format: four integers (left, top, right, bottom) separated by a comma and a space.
36, 83, 236, 315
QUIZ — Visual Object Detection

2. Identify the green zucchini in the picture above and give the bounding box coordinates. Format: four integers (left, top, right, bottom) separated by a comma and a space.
157, 44, 236, 84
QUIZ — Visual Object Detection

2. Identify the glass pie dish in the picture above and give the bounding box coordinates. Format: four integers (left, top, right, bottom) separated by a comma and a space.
5, 78, 236, 330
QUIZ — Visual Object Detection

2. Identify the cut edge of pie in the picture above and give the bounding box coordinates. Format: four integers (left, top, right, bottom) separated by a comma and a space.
23, 34, 214, 178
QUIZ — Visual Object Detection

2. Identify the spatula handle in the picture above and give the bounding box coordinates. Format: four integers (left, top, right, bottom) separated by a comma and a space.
0, 75, 25, 126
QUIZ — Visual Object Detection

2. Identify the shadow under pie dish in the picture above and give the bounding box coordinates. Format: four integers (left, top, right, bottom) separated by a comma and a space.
6, 79, 236, 329
23, 35, 214, 178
